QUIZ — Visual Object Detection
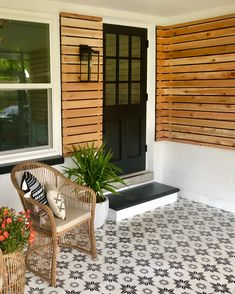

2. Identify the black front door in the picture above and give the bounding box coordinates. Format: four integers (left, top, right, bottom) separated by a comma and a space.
103, 24, 147, 175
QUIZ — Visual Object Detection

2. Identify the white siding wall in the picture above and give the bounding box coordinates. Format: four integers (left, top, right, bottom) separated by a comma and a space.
154, 141, 235, 214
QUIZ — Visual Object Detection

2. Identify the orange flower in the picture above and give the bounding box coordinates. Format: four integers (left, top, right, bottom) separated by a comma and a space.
3, 231, 9, 239
6, 218, 12, 224
1, 223, 5, 229
3, 209, 8, 216
29, 229, 36, 244
17, 217, 23, 222
0, 235, 5, 241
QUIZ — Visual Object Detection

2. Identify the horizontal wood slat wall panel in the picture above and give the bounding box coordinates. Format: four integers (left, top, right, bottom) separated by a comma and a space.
60, 12, 103, 156
156, 14, 235, 150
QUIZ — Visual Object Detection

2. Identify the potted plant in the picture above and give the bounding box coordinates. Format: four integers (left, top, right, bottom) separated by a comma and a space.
64, 143, 126, 228
0, 207, 35, 293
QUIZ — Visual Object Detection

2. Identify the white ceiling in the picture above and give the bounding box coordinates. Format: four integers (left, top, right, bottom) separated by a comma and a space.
57, 0, 235, 17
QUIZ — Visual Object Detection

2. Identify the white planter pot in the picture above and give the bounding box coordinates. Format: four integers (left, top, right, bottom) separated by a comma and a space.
94, 197, 109, 229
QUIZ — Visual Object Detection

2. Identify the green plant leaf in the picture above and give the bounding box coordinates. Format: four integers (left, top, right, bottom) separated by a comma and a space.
63, 142, 126, 203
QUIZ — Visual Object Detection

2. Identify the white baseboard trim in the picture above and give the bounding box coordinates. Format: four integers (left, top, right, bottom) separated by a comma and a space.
108, 192, 178, 222
182, 194, 235, 214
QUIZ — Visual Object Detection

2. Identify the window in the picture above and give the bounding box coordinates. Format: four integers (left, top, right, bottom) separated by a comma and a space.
0, 13, 61, 165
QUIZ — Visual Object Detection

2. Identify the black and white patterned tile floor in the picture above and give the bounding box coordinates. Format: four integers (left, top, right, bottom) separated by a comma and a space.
25, 197, 235, 294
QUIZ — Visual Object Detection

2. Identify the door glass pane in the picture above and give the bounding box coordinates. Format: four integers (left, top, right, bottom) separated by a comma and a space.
119, 60, 128, 81
0, 89, 49, 152
106, 34, 116, 57
131, 83, 140, 104
106, 59, 116, 81
132, 60, 140, 81
119, 83, 128, 105
0, 19, 50, 83
105, 84, 116, 105
119, 35, 129, 57
132, 36, 141, 58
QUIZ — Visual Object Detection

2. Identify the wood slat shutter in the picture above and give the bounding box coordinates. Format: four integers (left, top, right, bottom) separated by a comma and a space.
156, 14, 235, 150
60, 12, 103, 155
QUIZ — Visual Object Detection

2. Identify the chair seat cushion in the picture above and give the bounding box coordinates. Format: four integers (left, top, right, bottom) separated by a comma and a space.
54, 207, 91, 233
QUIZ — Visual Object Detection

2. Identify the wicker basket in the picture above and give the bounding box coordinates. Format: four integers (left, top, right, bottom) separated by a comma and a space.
2, 251, 25, 294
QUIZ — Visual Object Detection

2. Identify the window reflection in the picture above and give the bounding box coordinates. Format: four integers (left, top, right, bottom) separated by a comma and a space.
119, 83, 128, 105
105, 84, 116, 105
132, 36, 141, 58
131, 83, 140, 104
119, 35, 129, 57
119, 60, 128, 81
0, 19, 50, 83
106, 34, 116, 57
0, 90, 49, 152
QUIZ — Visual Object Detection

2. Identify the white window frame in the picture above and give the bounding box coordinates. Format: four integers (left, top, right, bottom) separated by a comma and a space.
0, 9, 61, 165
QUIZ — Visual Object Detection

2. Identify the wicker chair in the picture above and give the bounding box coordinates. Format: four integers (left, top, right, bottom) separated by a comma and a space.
11, 160, 97, 287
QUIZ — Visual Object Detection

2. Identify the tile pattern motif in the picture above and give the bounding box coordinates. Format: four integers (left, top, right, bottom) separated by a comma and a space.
25, 198, 235, 294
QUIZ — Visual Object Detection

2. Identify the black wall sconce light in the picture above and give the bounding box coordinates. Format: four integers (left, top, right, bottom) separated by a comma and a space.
79, 44, 100, 82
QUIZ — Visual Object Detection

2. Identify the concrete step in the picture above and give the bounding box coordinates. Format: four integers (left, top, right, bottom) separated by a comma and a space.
114, 170, 154, 190
107, 182, 180, 221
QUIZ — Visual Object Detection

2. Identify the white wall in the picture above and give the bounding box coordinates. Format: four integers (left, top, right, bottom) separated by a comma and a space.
154, 141, 235, 214
1, 173, 23, 211
164, 4, 235, 25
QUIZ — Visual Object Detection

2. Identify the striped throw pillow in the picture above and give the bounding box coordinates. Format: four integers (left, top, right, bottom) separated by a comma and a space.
21, 171, 48, 205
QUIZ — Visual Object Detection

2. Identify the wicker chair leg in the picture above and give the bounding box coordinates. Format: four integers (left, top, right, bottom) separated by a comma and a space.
50, 238, 58, 287
25, 236, 58, 287
89, 220, 97, 259
25, 244, 35, 276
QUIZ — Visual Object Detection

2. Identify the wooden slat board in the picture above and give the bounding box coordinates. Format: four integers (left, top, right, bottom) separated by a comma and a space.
60, 12, 103, 156
29, 49, 49, 83
156, 13, 235, 150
